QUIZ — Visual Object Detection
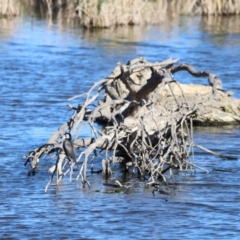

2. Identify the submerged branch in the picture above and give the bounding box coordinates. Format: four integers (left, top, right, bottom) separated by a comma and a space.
193, 144, 238, 160
24, 57, 240, 192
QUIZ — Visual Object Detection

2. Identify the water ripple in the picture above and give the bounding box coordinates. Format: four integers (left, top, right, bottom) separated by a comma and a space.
1, 15, 240, 239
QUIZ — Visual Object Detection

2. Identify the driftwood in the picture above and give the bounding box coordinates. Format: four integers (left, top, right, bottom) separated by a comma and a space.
23, 57, 239, 192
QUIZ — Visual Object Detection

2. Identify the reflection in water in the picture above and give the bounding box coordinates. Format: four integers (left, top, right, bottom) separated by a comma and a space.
201, 15, 240, 34
0, 17, 24, 40
200, 15, 240, 47
2, 13, 240, 50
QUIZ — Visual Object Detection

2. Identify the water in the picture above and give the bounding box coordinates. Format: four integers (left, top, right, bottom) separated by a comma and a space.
1, 14, 240, 239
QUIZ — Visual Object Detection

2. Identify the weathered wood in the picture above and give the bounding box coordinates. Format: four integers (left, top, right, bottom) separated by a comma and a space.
24, 57, 239, 192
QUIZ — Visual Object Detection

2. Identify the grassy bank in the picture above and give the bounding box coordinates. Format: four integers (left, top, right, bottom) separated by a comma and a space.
1, 0, 240, 27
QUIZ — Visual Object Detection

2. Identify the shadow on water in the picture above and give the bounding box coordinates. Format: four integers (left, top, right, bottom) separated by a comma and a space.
1, 12, 240, 239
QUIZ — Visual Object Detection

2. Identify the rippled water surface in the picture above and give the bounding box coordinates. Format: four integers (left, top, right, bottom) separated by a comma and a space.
1, 15, 240, 239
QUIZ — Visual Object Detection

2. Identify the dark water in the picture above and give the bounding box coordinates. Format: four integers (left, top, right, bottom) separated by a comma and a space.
1, 15, 240, 239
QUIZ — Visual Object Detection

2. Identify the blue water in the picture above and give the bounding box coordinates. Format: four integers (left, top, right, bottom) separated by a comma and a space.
1, 15, 240, 239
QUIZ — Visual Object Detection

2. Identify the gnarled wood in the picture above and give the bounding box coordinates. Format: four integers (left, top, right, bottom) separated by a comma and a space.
24, 57, 239, 192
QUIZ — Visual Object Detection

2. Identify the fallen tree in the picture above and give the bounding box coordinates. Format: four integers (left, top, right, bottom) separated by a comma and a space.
24, 57, 239, 193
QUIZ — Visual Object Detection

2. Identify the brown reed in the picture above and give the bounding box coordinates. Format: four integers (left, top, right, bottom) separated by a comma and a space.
74, 0, 240, 28
1, 0, 240, 27
75, 0, 168, 28
0, 0, 22, 16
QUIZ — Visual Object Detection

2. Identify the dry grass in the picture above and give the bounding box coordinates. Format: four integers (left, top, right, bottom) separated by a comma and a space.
167, 0, 240, 15
0, 0, 22, 16
193, 0, 240, 15
75, 0, 240, 28
75, 0, 168, 28
1, 0, 240, 26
